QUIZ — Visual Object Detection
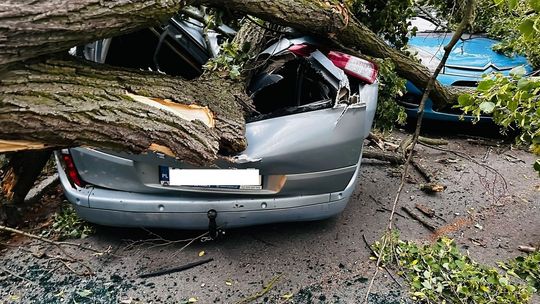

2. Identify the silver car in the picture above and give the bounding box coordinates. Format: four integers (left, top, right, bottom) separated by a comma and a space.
57, 16, 379, 232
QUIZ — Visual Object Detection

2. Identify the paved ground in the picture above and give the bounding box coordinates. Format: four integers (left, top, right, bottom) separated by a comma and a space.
1, 130, 539, 303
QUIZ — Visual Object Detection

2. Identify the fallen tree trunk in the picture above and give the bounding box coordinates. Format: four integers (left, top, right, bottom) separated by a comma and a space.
0, 0, 463, 163
197, 0, 460, 108
0, 56, 249, 165
0, 0, 188, 69
2, 0, 461, 109
1, 150, 51, 225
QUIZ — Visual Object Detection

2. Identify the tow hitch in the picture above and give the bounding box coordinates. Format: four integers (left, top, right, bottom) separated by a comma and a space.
205, 209, 224, 241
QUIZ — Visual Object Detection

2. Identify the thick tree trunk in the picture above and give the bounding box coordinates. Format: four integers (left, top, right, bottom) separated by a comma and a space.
0, 151, 51, 225
2, 0, 462, 109
0, 56, 250, 165
0, 0, 463, 163
198, 0, 460, 108
0, 0, 188, 69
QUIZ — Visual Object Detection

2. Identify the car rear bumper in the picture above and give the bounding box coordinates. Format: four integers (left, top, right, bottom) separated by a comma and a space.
57, 154, 361, 229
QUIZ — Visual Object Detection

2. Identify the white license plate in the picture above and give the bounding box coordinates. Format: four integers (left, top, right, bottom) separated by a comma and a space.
159, 166, 261, 187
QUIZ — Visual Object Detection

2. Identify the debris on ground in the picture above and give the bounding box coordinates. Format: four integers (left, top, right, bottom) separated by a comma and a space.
414, 203, 435, 218
401, 206, 437, 231
0, 132, 538, 303
419, 182, 447, 194
138, 258, 214, 279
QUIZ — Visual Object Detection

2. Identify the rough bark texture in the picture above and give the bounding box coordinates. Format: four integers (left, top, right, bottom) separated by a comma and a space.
232, 20, 271, 59
0, 57, 249, 165
0, 0, 189, 69
0, 151, 51, 225
232, 19, 280, 87
198, 0, 459, 108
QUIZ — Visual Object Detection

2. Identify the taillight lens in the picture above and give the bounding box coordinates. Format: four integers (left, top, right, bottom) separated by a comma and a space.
327, 51, 378, 84
61, 151, 84, 187
288, 44, 315, 57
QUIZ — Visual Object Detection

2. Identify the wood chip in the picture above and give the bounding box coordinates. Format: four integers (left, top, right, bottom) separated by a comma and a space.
420, 183, 447, 193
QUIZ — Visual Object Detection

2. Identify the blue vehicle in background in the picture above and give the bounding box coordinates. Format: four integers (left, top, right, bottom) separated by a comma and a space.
399, 17, 533, 123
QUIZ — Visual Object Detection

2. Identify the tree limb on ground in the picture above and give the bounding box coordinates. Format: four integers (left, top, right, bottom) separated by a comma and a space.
362, 0, 477, 302
0, 224, 107, 254
363, 150, 405, 164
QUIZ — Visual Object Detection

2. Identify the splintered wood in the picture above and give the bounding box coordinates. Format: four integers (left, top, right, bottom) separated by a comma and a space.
0, 140, 46, 153
126, 92, 215, 128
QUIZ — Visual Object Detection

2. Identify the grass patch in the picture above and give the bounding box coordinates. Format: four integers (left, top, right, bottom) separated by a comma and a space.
374, 233, 535, 303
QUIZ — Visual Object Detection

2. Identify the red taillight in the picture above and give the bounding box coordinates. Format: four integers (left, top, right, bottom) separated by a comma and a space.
288, 44, 315, 57
327, 51, 378, 84
61, 152, 84, 187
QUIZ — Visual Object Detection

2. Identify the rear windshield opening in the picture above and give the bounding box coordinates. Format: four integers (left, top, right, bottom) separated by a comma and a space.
247, 57, 336, 121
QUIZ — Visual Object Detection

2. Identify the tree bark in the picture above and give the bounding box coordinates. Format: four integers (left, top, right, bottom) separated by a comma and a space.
198, 0, 460, 108
0, 0, 189, 69
0, 56, 250, 165
0, 151, 51, 225
2, 0, 463, 108
0, 0, 464, 163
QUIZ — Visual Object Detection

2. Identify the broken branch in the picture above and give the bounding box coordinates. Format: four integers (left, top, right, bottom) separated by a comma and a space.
418, 136, 449, 146
518, 246, 537, 253
363, 150, 405, 164
401, 206, 437, 232
419, 183, 447, 194
414, 203, 435, 218
411, 159, 434, 182
0, 224, 105, 254
361, 234, 402, 288
0, 0, 187, 68
0, 266, 37, 285
138, 258, 214, 279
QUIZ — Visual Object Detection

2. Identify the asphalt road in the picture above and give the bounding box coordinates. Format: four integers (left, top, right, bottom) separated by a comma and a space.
1, 132, 539, 303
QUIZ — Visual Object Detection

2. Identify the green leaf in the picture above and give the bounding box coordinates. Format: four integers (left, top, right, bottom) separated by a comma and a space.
510, 65, 527, 77
508, 0, 518, 10
422, 280, 433, 289
477, 79, 495, 91
517, 77, 531, 89
534, 159, 540, 175
528, 0, 540, 12
412, 291, 426, 298
479, 101, 496, 114
458, 94, 473, 106
519, 19, 535, 38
